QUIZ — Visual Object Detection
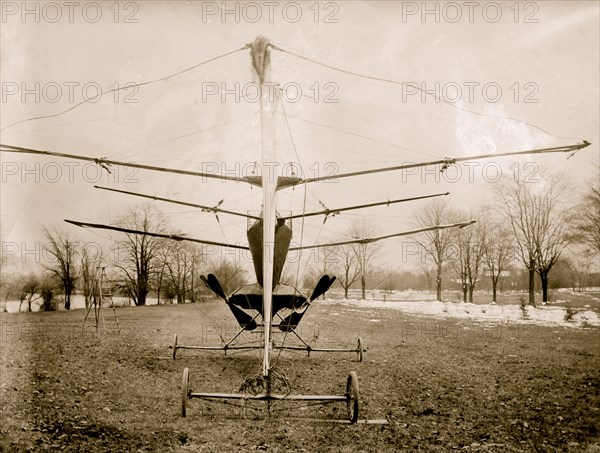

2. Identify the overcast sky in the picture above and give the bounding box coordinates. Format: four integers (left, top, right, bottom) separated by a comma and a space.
1, 1, 598, 274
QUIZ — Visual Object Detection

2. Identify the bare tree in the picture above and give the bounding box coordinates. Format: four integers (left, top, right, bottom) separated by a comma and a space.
464, 219, 486, 303
481, 217, 514, 303
534, 179, 571, 303
349, 221, 382, 300
43, 227, 78, 310
114, 204, 168, 306
161, 241, 203, 304
570, 179, 600, 256
452, 227, 470, 302
333, 244, 360, 299
419, 260, 436, 294
209, 260, 247, 294
19, 273, 40, 312
496, 174, 570, 304
80, 244, 103, 308
414, 199, 458, 301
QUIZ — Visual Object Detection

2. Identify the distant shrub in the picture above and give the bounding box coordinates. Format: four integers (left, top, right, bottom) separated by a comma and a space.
519, 296, 529, 319
40, 281, 56, 312
564, 306, 576, 322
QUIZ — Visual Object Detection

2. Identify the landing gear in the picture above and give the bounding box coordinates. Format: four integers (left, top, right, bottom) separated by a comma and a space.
180, 367, 360, 423
181, 367, 189, 417
346, 371, 359, 423
357, 337, 364, 362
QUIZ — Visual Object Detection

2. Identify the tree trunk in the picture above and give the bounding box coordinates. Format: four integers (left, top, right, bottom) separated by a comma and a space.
64, 284, 71, 310
540, 271, 549, 304
491, 277, 498, 303
468, 286, 474, 303
528, 265, 535, 306
462, 283, 467, 302
138, 286, 148, 306
361, 275, 366, 300
436, 272, 442, 301
344, 286, 349, 299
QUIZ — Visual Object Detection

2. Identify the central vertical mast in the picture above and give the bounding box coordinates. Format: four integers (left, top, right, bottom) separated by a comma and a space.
251, 36, 277, 378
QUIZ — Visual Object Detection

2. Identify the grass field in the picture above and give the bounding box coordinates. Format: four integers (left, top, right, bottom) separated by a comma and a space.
1, 300, 599, 452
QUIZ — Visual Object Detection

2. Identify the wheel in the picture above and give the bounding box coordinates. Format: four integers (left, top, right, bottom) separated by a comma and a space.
172, 334, 178, 359
181, 367, 189, 417
346, 371, 359, 424
356, 337, 364, 362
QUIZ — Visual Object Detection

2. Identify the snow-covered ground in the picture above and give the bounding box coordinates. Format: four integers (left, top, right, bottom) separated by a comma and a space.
3, 294, 598, 328
326, 299, 600, 328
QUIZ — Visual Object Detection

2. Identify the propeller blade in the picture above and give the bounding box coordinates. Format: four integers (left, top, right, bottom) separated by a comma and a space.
280, 275, 338, 331
203, 274, 257, 330
206, 274, 227, 301
200, 275, 210, 290
310, 275, 336, 301
228, 304, 258, 331
279, 311, 305, 332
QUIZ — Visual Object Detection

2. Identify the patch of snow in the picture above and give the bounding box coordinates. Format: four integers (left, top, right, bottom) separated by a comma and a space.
324, 299, 600, 328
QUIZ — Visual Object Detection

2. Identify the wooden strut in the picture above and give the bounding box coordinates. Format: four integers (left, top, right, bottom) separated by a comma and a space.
172, 313, 365, 361
173, 339, 365, 361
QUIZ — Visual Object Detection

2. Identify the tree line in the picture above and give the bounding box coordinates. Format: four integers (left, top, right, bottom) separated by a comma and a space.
1, 171, 598, 310
0, 204, 247, 311
305, 173, 599, 305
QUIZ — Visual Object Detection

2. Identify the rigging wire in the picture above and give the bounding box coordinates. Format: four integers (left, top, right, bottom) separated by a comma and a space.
141, 111, 260, 154
270, 92, 309, 369
270, 44, 583, 142
286, 114, 416, 153
1, 45, 250, 132
294, 91, 440, 158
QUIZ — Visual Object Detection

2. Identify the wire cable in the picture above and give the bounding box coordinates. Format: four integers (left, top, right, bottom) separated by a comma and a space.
270, 94, 309, 368
270, 44, 583, 142
286, 114, 416, 152
1, 46, 250, 132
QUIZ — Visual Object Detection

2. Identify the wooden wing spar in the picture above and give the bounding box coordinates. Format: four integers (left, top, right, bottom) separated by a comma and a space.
63, 219, 250, 250
92, 184, 450, 222
2, 139, 590, 265
289, 221, 476, 251
93, 185, 260, 221
0, 140, 590, 190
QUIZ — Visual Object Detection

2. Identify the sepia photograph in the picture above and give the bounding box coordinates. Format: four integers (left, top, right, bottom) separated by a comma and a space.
1, 1, 599, 451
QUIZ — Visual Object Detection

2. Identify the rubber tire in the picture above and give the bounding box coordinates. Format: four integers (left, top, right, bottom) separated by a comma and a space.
357, 337, 363, 362
346, 371, 359, 424
172, 334, 178, 359
181, 367, 189, 417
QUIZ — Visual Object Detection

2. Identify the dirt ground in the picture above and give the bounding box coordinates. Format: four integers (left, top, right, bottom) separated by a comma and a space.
1, 300, 599, 452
